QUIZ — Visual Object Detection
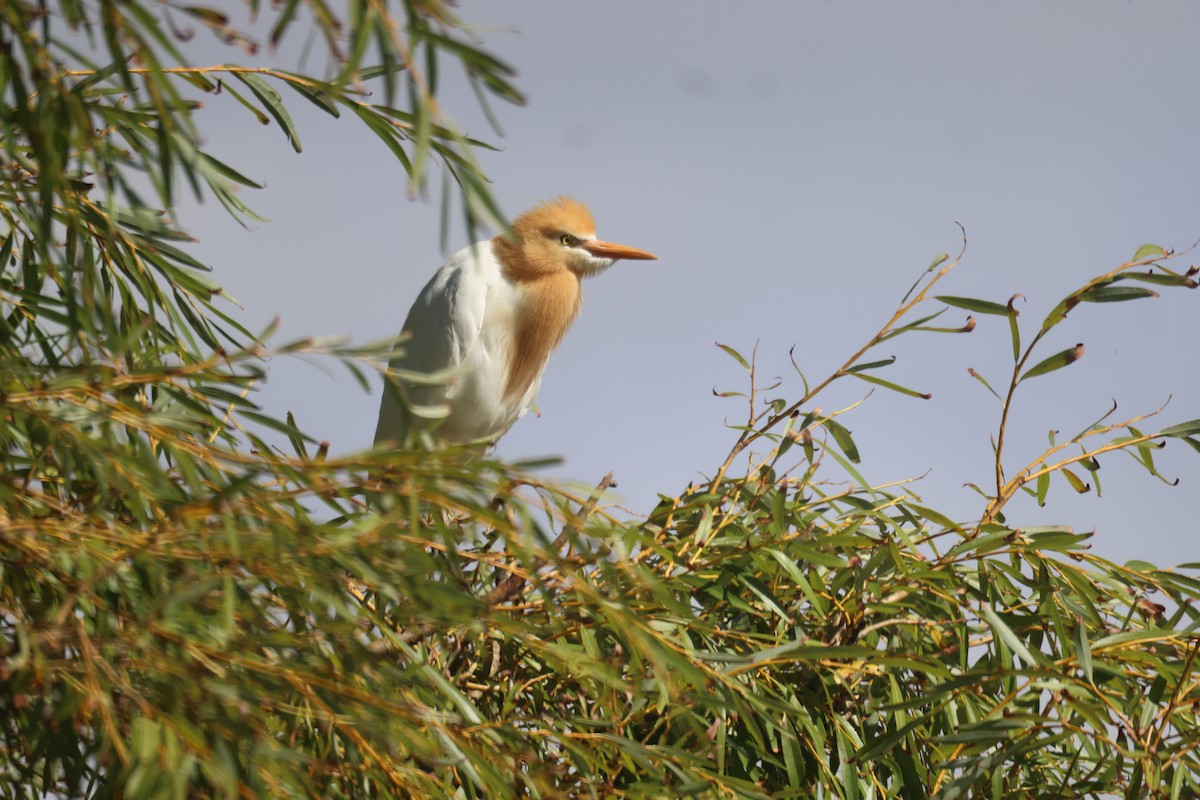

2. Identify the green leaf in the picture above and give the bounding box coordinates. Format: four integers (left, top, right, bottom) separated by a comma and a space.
1074, 621, 1094, 683
194, 150, 266, 190
846, 356, 896, 373
1007, 296, 1022, 362
455, 159, 509, 235
1159, 420, 1200, 438
1115, 270, 1199, 289
935, 296, 1010, 316
1132, 243, 1166, 261
979, 606, 1040, 667
822, 417, 860, 463
849, 372, 931, 400
267, 0, 303, 49
715, 341, 750, 371
966, 367, 1002, 401
239, 410, 318, 443
1122, 424, 1163, 478
934, 717, 1030, 744
1092, 630, 1172, 650
1078, 285, 1159, 303
214, 78, 271, 125
283, 78, 341, 118
0, 233, 14, 269
358, 64, 408, 82
901, 252, 948, 301
235, 72, 302, 153
1040, 297, 1077, 332
1025, 528, 1091, 551
906, 503, 959, 531
284, 410, 309, 458
943, 527, 1012, 560
879, 308, 949, 341
409, 81, 433, 190
351, 104, 414, 176
1061, 467, 1090, 494
1019, 343, 1084, 382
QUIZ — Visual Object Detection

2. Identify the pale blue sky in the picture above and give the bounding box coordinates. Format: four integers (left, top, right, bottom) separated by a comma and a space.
181, 2, 1199, 565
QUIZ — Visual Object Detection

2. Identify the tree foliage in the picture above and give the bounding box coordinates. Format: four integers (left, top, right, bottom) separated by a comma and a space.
3, 3, 1200, 798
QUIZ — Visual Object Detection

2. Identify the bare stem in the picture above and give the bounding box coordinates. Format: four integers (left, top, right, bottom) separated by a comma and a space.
708, 230, 968, 494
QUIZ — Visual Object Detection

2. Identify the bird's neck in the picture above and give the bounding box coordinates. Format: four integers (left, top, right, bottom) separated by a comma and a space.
501, 261, 582, 401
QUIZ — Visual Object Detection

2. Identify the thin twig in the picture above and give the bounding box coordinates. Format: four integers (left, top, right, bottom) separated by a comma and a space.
708, 228, 969, 494
483, 471, 616, 607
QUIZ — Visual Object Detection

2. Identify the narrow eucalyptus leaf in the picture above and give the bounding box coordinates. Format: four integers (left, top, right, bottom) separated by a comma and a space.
715, 342, 750, 371
849, 372, 931, 399
966, 368, 1002, 401
236, 72, 302, 152
846, 356, 897, 373
1074, 622, 1095, 683
1115, 270, 1199, 289
934, 296, 1010, 316
1019, 343, 1084, 382
822, 417, 860, 463
283, 79, 341, 118
979, 606, 1040, 667
1158, 420, 1200, 438
1078, 285, 1158, 303
1007, 300, 1021, 363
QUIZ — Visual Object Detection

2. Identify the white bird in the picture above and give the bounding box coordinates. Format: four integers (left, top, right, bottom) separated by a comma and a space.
374, 197, 657, 446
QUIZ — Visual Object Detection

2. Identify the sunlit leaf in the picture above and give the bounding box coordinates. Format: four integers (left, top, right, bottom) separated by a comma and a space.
1061, 467, 1090, 494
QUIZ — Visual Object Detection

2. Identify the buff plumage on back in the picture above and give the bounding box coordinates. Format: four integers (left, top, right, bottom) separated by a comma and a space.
492, 198, 595, 401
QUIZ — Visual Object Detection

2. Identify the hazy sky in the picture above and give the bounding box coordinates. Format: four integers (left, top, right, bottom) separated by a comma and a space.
178, 2, 1199, 566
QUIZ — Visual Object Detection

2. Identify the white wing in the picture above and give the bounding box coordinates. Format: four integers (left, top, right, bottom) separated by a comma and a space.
374, 244, 493, 445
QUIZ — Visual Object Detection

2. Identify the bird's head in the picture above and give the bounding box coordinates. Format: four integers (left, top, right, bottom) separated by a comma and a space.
496, 197, 657, 280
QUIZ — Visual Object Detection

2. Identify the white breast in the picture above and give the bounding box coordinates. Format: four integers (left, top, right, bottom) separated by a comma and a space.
374, 242, 545, 444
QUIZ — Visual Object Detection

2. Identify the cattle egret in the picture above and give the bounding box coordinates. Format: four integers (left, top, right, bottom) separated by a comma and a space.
374, 197, 657, 446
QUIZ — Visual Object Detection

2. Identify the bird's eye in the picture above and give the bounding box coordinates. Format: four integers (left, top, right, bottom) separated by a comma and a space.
559, 234, 576, 247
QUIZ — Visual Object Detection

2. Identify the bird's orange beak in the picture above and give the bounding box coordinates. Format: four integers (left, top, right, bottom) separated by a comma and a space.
582, 240, 657, 261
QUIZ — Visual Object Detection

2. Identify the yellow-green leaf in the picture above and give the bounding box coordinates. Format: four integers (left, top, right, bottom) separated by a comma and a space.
1061, 467, 1090, 494
1132, 243, 1166, 261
